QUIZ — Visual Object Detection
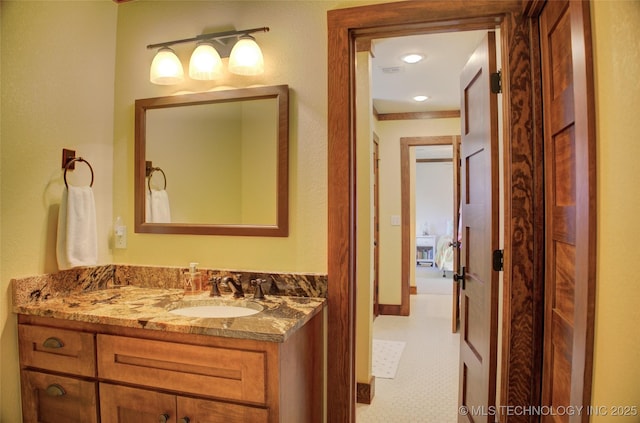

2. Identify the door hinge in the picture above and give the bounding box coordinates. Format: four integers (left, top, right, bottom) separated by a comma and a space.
490, 70, 502, 94
492, 249, 504, 271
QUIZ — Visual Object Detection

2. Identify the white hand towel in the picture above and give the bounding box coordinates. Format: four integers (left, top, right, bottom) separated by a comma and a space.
145, 189, 151, 222
56, 186, 98, 270
149, 189, 171, 223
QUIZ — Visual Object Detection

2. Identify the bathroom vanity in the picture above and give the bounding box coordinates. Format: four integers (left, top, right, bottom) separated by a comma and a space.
14, 278, 325, 423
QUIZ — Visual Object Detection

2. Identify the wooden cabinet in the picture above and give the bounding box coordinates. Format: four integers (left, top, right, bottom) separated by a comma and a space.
18, 324, 98, 423
18, 311, 323, 423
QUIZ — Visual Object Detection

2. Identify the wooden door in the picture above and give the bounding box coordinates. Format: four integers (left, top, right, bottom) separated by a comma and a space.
452, 137, 461, 333
540, 1, 596, 421
458, 31, 500, 423
373, 134, 380, 317
100, 383, 175, 423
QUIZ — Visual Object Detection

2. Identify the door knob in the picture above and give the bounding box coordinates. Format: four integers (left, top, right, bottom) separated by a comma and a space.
454, 266, 466, 290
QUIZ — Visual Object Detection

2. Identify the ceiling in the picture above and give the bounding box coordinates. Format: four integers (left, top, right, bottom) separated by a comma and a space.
370, 29, 489, 159
371, 30, 489, 115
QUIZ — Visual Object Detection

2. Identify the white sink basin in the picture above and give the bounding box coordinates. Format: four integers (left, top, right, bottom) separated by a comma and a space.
169, 304, 263, 318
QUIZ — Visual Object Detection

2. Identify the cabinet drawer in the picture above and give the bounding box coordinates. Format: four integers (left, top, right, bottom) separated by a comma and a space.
21, 370, 98, 423
97, 334, 267, 405
18, 324, 96, 377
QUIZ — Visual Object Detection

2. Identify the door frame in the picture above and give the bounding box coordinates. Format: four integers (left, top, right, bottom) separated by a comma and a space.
399, 136, 459, 317
372, 134, 380, 317
327, 2, 545, 422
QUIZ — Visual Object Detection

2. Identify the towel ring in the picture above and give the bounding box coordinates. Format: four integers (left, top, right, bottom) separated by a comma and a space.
147, 167, 167, 191
64, 157, 94, 188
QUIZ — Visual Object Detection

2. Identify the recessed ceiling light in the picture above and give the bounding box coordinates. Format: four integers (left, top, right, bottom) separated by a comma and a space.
402, 53, 424, 64
413, 95, 429, 102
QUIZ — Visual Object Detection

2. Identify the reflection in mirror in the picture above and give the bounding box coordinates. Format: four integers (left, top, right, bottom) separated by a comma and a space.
146, 99, 277, 224
135, 85, 288, 236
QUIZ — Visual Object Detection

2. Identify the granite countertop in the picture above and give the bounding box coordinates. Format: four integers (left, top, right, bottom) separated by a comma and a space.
13, 286, 325, 343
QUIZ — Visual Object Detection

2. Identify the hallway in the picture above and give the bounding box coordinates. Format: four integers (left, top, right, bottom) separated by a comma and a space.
357, 270, 460, 422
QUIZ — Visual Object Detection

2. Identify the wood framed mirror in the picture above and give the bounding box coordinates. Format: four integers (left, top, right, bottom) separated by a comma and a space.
135, 84, 289, 236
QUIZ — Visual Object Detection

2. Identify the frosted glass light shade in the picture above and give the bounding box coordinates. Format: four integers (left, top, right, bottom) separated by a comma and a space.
228, 36, 264, 76
189, 43, 223, 80
150, 47, 184, 85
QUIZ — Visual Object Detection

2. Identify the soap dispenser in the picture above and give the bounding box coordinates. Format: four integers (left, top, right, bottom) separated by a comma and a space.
183, 262, 202, 294
114, 216, 127, 249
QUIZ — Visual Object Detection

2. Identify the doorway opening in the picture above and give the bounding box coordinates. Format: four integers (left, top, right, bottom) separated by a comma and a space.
357, 27, 502, 417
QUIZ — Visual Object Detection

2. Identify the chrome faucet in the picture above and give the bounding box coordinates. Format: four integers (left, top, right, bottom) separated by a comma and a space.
223, 275, 244, 298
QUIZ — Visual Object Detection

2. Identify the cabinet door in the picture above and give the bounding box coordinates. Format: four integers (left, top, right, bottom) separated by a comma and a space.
100, 383, 175, 423
178, 396, 269, 423
21, 370, 98, 423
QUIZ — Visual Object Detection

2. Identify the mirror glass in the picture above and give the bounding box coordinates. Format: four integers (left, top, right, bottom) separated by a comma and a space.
135, 85, 288, 236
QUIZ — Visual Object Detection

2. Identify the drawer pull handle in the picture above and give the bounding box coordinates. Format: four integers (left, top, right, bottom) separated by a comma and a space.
43, 337, 64, 349
179, 418, 191, 423
158, 414, 170, 423
45, 384, 66, 397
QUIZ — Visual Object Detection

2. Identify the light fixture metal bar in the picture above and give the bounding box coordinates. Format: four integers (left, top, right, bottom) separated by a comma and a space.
147, 27, 269, 50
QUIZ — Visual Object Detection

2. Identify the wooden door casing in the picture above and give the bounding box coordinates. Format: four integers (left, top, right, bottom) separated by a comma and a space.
400, 135, 458, 318
328, 2, 547, 421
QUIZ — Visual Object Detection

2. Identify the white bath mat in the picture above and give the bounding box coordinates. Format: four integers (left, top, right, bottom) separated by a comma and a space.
372, 339, 406, 379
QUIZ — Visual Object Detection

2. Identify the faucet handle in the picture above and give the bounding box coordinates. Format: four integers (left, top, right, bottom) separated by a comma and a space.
208, 277, 221, 297
252, 278, 268, 300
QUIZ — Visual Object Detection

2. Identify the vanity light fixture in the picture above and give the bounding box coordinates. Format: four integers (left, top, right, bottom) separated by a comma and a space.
150, 47, 184, 85
228, 35, 264, 76
148, 27, 269, 85
189, 42, 223, 80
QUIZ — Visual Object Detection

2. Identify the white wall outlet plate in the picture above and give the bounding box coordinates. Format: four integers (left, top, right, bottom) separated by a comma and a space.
115, 227, 127, 249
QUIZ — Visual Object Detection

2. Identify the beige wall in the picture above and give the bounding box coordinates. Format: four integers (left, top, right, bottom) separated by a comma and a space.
0, 2, 118, 420
355, 50, 375, 384
591, 1, 640, 419
111, 1, 332, 271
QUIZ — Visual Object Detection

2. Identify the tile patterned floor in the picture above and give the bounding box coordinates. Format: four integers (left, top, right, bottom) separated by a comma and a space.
357, 271, 460, 422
